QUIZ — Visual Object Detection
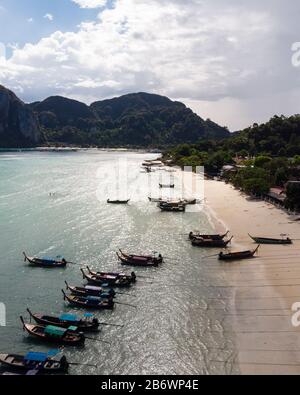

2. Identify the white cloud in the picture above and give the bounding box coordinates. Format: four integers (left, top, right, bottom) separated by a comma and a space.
27, 18, 34, 23
0, 0, 299, 129
72, 0, 107, 8
44, 13, 54, 21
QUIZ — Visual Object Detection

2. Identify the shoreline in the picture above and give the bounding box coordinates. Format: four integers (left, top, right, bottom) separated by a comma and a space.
204, 179, 300, 374
0, 147, 163, 153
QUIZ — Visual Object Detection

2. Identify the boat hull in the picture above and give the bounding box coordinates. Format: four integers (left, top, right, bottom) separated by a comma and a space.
250, 236, 292, 245
23, 253, 67, 268
189, 231, 229, 241
117, 253, 160, 267
64, 295, 114, 311
69, 287, 115, 299
23, 324, 85, 346
107, 200, 130, 204
30, 313, 99, 332
0, 354, 68, 374
159, 184, 175, 189
192, 238, 232, 248
219, 252, 254, 261
159, 205, 185, 212
219, 246, 259, 261
82, 270, 134, 288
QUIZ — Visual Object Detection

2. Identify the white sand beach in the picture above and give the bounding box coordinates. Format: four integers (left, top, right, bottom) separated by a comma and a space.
204, 179, 300, 374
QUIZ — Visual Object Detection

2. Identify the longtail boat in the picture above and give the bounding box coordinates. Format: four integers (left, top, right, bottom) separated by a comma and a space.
119, 250, 163, 264
0, 352, 69, 374
62, 290, 114, 310
86, 266, 136, 283
149, 197, 196, 204
27, 308, 100, 332
107, 199, 130, 204
20, 316, 85, 346
219, 245, 260, 261
189, 231, 230, 241
248, 234, 292, 245
23, 252, 67, 268
85, 267, 136, 284
65, 281, 115, 299
81, 269, 134, 288
192, 237, 233, 248
159, 184, 175, 188
159, 202, 186, 212
117, 250, 163, 267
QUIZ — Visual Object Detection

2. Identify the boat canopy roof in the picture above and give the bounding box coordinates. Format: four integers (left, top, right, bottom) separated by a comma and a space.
59, 313, 78, 322
85, 285, 102, 291
24, 352, 48, 362
45, 325, 67, 337
132, 256, 148, 261
41, 257, 56, 263
87, 296, 101, 301
41, 255, 64, 263
68, 326, 78, 332
103, 275, 117, 280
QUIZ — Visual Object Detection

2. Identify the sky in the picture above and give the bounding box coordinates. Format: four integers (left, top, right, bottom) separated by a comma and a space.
0, 0, 299, 131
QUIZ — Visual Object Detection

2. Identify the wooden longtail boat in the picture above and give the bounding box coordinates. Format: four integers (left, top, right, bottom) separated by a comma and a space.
0, 352, 69, 374
23, 252, 67, 268
107, 199, 130, 204
65, 281, 116, 299
81, 269, 134, 288
159, 184, 175, 188
189, 231, 230, 241
20, 317, 85, 346
119, 249, 163, 263
62, 290, 114, 310
159, 202, 186, 212
219, 245, 260, 261
117, 250, 163, 267
192, 237, 233, 248
85, 267, 137, 284
149, 197, 196, 205
117, 252, 159, 267
248, 234, 292, 245
27, 308, 100, 332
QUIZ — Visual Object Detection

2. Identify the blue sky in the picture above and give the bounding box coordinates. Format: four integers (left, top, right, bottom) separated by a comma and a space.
0, 0, 105, 47
0, 0, 299, 130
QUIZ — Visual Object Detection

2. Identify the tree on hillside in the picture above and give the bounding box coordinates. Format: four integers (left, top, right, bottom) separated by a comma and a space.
254, 156, 272, 168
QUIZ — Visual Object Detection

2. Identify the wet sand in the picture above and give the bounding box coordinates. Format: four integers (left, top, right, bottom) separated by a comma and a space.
204, 180, 300, 375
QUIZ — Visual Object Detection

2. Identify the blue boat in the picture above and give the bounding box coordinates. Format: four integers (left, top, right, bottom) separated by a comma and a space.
23, 252, 67, 268
27, 308, 100, 332
0, 351, 68, 373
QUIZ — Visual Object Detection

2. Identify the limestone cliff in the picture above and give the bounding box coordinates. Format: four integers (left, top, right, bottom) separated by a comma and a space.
0, 85, 41, 147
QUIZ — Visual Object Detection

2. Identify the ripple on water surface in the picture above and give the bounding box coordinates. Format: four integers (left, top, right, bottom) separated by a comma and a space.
0, 151, 239, 375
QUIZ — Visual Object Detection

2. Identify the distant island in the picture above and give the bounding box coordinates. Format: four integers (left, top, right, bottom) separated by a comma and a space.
0, 85, 229, 148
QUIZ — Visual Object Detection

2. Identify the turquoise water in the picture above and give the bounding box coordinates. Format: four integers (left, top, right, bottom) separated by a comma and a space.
0, 150, 238, 375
